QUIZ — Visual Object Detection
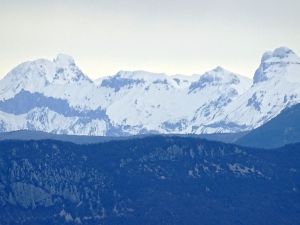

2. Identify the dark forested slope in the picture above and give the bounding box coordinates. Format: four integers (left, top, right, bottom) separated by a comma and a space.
0, 136, 299, 225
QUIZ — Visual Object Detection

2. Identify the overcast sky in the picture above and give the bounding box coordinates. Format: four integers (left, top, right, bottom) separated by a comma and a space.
0, 0, 299, 79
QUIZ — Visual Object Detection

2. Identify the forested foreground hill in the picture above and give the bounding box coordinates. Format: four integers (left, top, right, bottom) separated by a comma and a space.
0, 136, 299, 225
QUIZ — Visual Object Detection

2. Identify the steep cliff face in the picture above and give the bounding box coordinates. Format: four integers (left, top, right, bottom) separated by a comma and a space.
0, 137, 299, 225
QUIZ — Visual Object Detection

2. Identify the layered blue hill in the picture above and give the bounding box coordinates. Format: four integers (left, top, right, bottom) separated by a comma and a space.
0, 136, 299, 225
0, 129, 247, 144
237, 103, 300, 148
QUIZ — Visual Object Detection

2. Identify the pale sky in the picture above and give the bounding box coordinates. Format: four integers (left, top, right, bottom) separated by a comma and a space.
0, 0, 299, 79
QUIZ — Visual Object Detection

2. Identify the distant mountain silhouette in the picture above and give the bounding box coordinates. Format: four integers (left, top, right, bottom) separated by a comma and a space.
237, 103, 300, 148
0, 130, 247, 144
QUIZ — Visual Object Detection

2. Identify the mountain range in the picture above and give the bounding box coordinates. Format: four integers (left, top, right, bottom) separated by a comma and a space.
0, 47, 300, 136
1, 47, 300, 224
2, 101, 300, 149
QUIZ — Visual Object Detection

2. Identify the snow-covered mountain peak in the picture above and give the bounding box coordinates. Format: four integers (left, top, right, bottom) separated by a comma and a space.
253, 47, 300, 84
272, 47, 296, 58
50, 53, 93, 84
99, 70, 190, 91
2, 53, 90, 85
54, 53, 75, 67
203, 66, 248, 82
212, 66, 226, 72
189, 66, 251, 93
0, 54, 93, 101
260, 47, 298, 63
115, 70, 168, 81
